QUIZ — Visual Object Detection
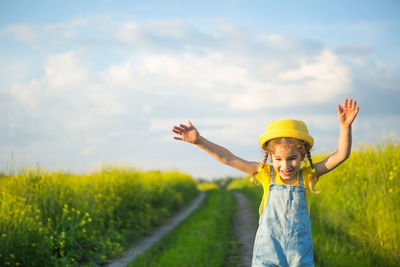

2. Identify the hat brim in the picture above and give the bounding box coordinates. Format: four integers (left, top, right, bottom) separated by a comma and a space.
259, 129, 314, 149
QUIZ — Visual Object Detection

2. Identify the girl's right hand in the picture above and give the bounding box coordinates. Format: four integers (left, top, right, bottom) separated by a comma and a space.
172, 121, 200, 144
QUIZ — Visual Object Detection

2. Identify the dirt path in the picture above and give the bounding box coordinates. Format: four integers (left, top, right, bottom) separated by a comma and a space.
107, 192, 206, 267
106, 190, 257, 267
232, 191, 258, 267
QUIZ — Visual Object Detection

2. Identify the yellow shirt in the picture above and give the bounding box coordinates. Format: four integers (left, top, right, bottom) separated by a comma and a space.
254, 164, 313, 217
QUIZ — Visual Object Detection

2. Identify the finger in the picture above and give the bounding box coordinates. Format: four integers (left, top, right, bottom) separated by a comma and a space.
352, 99, 357, 110
173, 126, 185, 132
180, 124, 190, 131
343, 98, 348, 108
171, 127, 181, 133
337, 104, 343, 114
172, 129, 182, 135
188, 120, 193, 128
172, 127, 185, 134
173, 136, 182, 141
349, 98, 356, 109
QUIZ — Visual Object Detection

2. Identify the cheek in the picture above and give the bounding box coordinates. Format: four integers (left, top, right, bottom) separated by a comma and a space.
272, 161, 280, 169
293, 160, 301, 168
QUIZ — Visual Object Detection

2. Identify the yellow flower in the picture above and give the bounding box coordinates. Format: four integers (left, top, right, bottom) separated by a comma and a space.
389, 188, 393, 193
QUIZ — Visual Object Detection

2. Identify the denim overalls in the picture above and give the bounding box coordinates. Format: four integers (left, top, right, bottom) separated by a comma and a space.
252, 167, 314, 267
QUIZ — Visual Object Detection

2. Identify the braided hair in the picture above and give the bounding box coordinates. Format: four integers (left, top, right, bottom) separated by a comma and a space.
252, 137, 320, 193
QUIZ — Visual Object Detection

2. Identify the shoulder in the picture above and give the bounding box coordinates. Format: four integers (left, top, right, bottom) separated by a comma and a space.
254, 163, 272, 184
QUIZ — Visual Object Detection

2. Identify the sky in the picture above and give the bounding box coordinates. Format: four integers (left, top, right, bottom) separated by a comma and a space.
1, 0, 399, 179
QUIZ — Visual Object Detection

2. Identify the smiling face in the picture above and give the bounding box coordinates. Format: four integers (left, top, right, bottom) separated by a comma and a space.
269, 140, 305, 184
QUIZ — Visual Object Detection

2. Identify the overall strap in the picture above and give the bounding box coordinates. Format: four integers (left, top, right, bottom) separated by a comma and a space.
270, 166, 275, 184
299, 169, 304, 186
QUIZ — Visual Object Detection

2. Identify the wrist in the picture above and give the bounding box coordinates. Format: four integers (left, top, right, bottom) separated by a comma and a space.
195, 136, 205, 145
340, 124, 351, 130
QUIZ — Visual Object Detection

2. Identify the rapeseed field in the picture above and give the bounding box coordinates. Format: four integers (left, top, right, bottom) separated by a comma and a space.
0, 166, 198, 266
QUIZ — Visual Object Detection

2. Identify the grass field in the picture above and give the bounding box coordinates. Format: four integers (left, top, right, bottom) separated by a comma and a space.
0, 166, 198, 266
228, 140, 400, 266
129, 189, 237, 267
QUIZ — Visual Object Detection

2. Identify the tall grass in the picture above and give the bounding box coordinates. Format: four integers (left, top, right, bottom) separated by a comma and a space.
311, 140, 400, 266
227, 141, 400, 266
0, 166, 198, 266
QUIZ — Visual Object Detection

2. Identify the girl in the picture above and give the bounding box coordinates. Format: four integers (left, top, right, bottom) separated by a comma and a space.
172, 98, 359, 266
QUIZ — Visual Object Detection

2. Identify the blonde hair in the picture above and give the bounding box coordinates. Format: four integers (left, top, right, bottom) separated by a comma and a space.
251, 137, 320, 193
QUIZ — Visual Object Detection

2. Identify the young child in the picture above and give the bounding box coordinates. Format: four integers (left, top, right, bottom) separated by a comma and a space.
172, 98, 359, 266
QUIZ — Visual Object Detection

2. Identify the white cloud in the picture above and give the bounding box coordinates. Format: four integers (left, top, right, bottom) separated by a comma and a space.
278, 49, 350, 102
116, 22, 142, 43
146, 19, 192, 39
3, 19, 353, 113
107, 63, 134, 84
4, 24, 37, 42
2, 17, 399, 178
9, 51, 124, 139
10, 80, 42, 108
101, 45, 350, 111
45, 52, 88, 89
3, 23, 76, 46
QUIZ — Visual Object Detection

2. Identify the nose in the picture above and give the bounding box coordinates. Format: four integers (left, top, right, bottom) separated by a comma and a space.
282, 160, 292, 170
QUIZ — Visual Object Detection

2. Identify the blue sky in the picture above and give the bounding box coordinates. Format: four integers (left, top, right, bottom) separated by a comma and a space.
1, 1, 399, 179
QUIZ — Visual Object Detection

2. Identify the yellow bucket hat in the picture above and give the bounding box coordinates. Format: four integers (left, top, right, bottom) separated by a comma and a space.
259, 119, 314, 149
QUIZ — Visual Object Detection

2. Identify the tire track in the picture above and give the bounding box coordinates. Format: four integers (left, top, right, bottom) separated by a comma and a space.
107, 192, 206, 267
232, 191, 258, 267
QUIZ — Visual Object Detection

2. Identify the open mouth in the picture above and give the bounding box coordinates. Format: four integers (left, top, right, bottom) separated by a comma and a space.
280, 170, 293, 177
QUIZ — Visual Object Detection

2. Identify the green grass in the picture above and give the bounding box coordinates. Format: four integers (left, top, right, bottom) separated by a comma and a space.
129, 189, 238, 267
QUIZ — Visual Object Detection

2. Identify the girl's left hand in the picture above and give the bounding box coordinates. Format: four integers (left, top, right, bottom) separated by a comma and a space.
337, 98, 359, 127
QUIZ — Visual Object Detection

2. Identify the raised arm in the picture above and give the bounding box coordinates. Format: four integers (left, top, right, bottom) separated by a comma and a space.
172, 121, 259, 174
314, 98, 359, 177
